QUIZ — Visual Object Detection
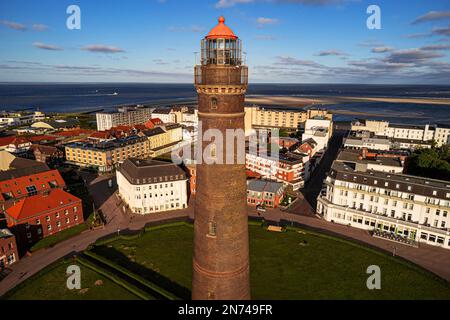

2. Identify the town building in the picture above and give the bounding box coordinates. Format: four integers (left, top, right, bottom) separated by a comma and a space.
302, 118, 332, 152
317, 160, 450, 250
247, 179, 285, 208
65, 135, 150, 172
31, 145, 65, 166
151, 108, 177, 124
116, 158, 188, 214
5, 189, 83, 249
96, 105, 154, 131
0, 167, 66, 212
246, 151, 309, 191
344, 130, 433, 151
0, 136, 32, 154
0, 229, 18, 269
185, 161, 197, 196
31, 119, 80, 131
336, 148, 405, 174
144, 123, 183, 157
0, 111, 45, 128
351, 120, 450, 147
244, 106, 332, 135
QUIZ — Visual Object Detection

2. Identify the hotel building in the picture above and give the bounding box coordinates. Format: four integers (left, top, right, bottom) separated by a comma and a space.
344, 130, 433, 151
317, 160, 450, 250
351, 120, 450, 147
96, 105, 154, 131
244, 106, 332, 135
65, 135, 150, 172
116, 158, 188, 214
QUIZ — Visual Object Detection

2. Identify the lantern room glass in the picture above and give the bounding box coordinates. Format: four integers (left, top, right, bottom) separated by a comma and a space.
201, 38, 242, 66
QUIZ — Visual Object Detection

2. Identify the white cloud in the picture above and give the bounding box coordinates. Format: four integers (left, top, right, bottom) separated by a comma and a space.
412, 11, 450, 24
33, 42, 63, 51
0, 20, 26, 31
81, 45, 125, 53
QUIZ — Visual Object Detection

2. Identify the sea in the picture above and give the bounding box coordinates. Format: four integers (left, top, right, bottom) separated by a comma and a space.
1, 83, 450, 125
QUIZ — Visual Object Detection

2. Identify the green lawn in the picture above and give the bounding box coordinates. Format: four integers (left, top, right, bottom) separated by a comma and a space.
7, 223, 450, 300
4, 260, 140, 300
91, 223, 450, 300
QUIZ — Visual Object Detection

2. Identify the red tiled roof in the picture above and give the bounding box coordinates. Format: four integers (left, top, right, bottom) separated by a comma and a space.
54, 129, 93, 137
0, 136, 30, 147
134, 124, 147, 131
0, 169, 66, 202
0, 136, 15, 147
90, 131, 112, 139
6, 189, 81, 223
145, 118, 163, 129
28, 135, 57, 143
112, 125, 132, 131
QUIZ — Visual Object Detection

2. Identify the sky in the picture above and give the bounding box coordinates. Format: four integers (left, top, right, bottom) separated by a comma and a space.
0, 0, 449, 84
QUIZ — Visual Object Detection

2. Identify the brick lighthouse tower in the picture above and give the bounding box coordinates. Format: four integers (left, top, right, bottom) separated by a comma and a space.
192, 16, 250, 300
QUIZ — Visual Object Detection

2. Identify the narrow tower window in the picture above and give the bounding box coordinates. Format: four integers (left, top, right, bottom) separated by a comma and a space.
208, 221, 217, 237
210, 97, 218, 110
210, 144, 217, 159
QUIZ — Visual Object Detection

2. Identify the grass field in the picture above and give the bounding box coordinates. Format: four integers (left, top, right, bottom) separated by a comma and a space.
4, 260, 140, 300
6, 223, 450, 300
91, 223, 450, 300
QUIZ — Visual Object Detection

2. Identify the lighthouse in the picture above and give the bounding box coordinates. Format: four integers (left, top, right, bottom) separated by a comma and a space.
192, 16, 250, 300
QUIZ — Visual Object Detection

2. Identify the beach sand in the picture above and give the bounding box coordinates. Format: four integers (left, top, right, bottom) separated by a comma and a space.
245, 95, 450, 107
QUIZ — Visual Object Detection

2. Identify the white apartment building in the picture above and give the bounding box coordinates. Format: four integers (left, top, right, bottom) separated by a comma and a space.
317, 161, 450, 250
246, 151, 309, 190
151, 108, 177, 124
0, 111, 45, 127
352, 120, 450, 147
244, 106, 333, 136
345, 130, 433, 151
117, 158, 188, 214
302, 118, 332, 152
96, 106, 154, 131
181, 109, 199, 126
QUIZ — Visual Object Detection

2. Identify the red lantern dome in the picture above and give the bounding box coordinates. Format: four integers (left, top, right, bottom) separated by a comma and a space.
206, 16, 238, 40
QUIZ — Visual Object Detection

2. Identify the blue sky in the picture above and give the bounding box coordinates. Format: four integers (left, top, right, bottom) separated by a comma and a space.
0, 0, 449, 83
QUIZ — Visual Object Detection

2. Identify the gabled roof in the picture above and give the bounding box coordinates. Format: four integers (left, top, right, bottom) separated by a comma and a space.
0, 136, 30, 147
53, 129, 93, 137
6, 189, 81, 222
0, 157, 50, 181
31, 144, 61, 156
145, 118, 163, 129
0, 169, 65, 202
28, 135, 57, 143
90, 131, 113, 139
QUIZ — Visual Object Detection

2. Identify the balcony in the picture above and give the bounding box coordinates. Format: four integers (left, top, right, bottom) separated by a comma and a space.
194, 65, 248, 87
